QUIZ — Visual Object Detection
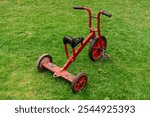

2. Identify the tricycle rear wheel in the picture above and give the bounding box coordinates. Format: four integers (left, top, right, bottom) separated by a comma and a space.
71, 73, 88, 93
36, 54, 53, 72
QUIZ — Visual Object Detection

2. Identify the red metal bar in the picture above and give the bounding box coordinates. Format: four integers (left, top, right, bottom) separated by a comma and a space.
64, 44, 69, 59
83, 7, 92, 30
72, 48, 75, 60
97, 11, 103, 37
61, 31, 95, 71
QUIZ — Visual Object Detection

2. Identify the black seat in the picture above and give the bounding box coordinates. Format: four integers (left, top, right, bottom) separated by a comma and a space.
63, 36, 84, 48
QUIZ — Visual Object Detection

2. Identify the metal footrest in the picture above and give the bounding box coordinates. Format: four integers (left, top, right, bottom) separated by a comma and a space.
43, 62, 75, 82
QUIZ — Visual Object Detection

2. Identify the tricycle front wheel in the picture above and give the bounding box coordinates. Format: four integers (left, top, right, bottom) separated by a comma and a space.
88, 36, 107, 61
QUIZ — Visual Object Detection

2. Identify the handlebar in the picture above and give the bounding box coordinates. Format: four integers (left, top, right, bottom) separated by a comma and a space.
102, 10, 112, 17
73, 6, 84, 10
73, 6, 112, 17
73, 6, 112, 32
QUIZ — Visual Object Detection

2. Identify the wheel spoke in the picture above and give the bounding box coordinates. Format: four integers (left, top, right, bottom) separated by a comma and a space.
76, 84, 84, 90
93, 49, 98, 55
93, 50, 100, 58
95, 41, 100, 48
77, 80, 86, 86
79, 77, 86, 83
82, 79, 87, 83
75, 77, 86, 91
76, 84, 83, 91
98, 50, 102, 57
97, 39, 101, 47
75, 85, 81, 90
93, 47, 99, 50
76, 81, 84, 86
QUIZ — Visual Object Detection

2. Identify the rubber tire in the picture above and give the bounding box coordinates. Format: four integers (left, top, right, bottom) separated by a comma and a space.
71, 73, 88, 93
88, 36, 107, 61
36, 54, 52, 72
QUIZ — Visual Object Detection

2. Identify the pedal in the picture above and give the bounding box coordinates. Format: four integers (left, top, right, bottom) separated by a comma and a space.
102, 49, 109, 59
102, 53, 110, 59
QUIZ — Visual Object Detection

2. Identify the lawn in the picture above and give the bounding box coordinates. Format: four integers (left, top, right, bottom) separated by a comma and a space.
0, 0, 150, 100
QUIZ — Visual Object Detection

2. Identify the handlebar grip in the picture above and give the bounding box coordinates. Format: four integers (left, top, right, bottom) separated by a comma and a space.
102, 10, 112, 17
73, 6, 84, 10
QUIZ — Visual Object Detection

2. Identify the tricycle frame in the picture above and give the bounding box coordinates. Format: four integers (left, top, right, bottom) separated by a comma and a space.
37, 6, 112, 93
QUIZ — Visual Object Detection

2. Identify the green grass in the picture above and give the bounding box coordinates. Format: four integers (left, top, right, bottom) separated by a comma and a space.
0, 0, 150, 100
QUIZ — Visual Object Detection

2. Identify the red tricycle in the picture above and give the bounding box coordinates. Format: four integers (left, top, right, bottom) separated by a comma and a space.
37, 6, 112, 93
